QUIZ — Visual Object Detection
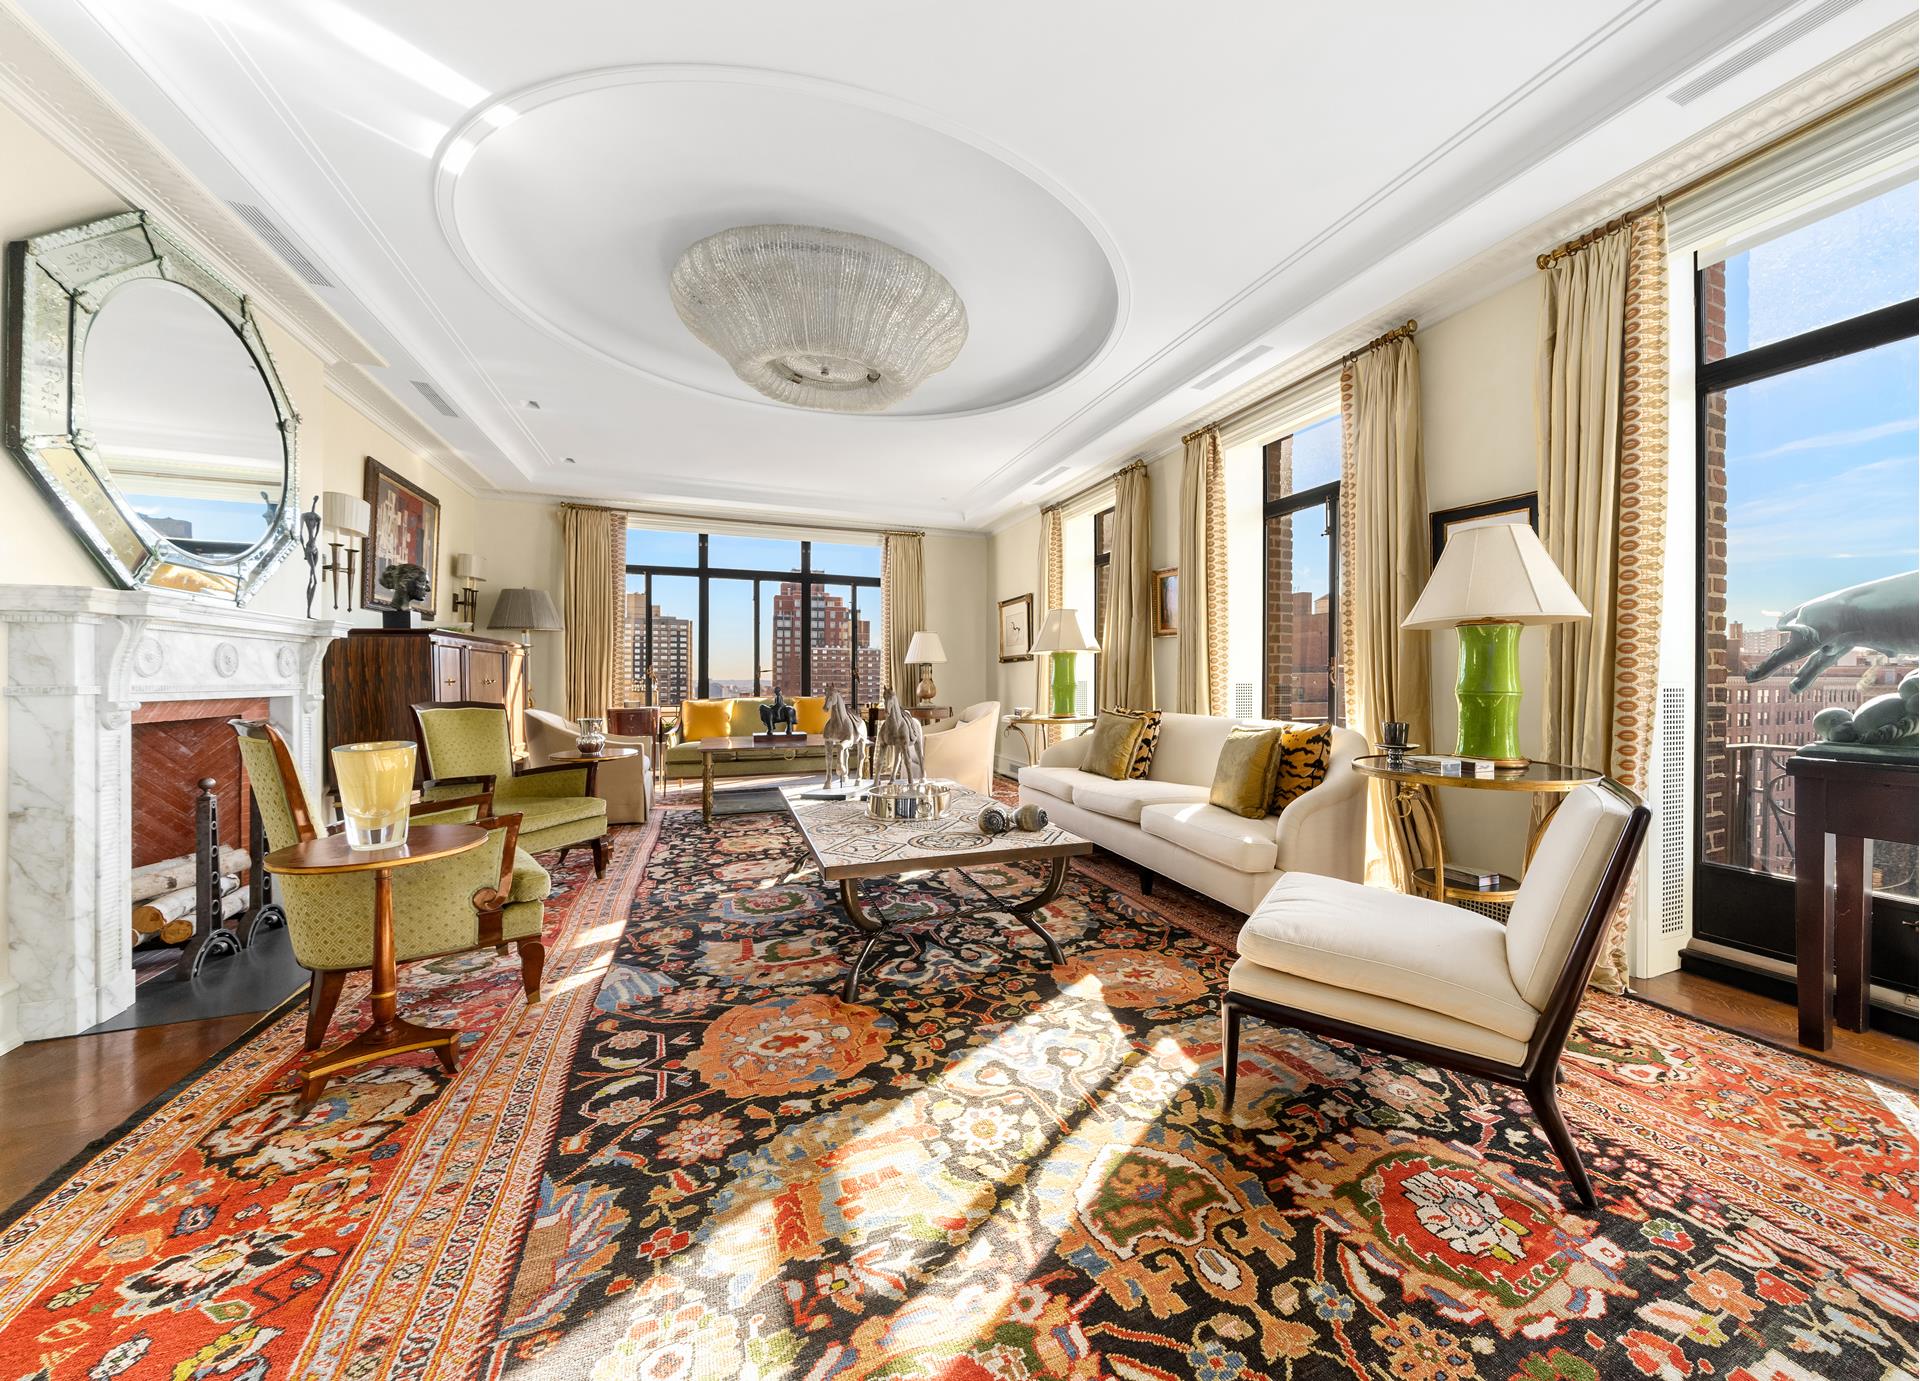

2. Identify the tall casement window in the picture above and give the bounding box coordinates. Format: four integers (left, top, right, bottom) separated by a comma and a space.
1693, 177, 1918, 982
1261, 414, 1343, 721
624, 530, 881, 706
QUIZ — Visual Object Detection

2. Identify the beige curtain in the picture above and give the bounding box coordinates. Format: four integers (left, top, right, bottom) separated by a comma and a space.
882, 531, 926, 706
1038, 505, 1064, 710
1538, 210, 1669, 992
1177, 427, 1228, 715
1339, 335, 1432, 888
561, 505, 620, 719
1097, 462, 1155, 712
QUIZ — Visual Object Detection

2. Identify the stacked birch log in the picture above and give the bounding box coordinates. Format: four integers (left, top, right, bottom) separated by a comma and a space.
130, 848, 249, 946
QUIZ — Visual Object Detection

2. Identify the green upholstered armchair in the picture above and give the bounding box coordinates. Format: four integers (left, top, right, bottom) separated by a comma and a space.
413, 702, 612, 878
231, 720, 550, 1052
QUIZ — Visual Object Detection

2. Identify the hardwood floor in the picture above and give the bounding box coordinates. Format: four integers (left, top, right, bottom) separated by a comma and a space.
1634, 970, 1918, 1091
0, 1014, 264, 1214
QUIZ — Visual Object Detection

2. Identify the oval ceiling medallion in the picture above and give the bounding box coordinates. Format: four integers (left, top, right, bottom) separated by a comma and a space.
433, 66, 1126, 418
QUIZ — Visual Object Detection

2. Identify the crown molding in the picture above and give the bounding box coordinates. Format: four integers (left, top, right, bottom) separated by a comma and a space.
0, 0, 382, 372
998, 14, 1920, 531
321, 366, 489, 500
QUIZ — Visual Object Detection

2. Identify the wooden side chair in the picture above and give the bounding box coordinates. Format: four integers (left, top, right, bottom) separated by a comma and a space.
413, 702, 612, 878
231, 720, 550, 1051
1222, 779, 1649, 1206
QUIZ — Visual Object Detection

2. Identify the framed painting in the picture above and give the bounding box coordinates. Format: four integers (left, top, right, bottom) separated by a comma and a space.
1428, 492, 1538, 570
998, 593, 1034, 663
1152, 568, 1178, 636
361, 457, 441, 615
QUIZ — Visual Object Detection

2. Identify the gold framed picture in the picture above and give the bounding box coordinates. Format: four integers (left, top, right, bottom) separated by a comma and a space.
1152, 568, 1178, 636
998, 593, 1034, 662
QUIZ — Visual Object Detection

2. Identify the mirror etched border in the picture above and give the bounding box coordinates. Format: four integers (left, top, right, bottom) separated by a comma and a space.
4, 210, 300, 602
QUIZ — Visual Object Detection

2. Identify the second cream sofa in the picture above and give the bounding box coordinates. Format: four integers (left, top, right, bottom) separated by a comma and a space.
1017, 712, 1367, 913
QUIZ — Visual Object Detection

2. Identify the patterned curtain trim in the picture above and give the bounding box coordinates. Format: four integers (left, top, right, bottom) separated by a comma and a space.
608, 510, 630, 707
1039, 505, 1064, 712
1176, 429, 1227, 715
1203, 434, 1228, 715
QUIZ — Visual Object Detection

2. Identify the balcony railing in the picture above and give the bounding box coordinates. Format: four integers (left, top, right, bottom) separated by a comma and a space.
1716, 739, 1916, 898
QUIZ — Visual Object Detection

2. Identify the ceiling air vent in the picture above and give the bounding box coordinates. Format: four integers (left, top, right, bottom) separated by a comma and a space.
1666, 0, 1866, 107
1192, 345, 1272, 391
410, 378, 459, 418
224, 200, 334, 288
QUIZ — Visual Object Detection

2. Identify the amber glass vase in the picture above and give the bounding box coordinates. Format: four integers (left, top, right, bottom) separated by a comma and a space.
331, 741, 416, 851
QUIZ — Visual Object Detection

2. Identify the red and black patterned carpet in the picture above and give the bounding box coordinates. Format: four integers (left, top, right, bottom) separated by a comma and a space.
0, 801, 1912, 1380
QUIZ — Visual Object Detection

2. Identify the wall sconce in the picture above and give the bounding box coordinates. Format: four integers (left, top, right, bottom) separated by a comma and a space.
320, 491, 370, 611
450, 553, 485, 624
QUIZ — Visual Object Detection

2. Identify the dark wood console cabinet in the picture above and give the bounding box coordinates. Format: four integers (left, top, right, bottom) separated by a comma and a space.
323, 629, 527, 783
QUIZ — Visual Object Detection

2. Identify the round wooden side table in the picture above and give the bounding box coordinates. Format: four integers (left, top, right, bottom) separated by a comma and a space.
264, 823, 486, 1105
1352, 756, 1602, 905
546, 746, 641, 764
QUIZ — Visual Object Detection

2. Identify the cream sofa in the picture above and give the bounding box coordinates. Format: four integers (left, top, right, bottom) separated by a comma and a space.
1017, 713, 1367, 912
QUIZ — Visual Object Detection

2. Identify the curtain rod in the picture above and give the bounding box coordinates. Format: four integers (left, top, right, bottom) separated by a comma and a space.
1538, 66, 1917, 269
1042, 456, 1145, 516
562, 500, 917, 541
1181, 316, 1417, 444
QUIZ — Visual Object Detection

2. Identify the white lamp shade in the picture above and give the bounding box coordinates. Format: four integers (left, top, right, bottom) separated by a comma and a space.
1030, 607, 1099, 653
1403, 522, 1590, 630
320, 491, 370, 537
451, 552, 484, 580
903, 631, 946, 665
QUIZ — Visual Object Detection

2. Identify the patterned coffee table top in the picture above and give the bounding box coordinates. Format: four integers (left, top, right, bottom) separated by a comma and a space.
780, 781, 1090, 881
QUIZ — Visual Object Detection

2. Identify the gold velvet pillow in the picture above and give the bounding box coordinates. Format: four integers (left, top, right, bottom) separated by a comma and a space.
679, 699, 733, 741
1270, 723, 1333, 813
1209, 725, 1288, 819
1083, 709, 1153, 780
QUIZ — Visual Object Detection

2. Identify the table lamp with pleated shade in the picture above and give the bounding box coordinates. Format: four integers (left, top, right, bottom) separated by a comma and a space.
1402, 522, 1588, 767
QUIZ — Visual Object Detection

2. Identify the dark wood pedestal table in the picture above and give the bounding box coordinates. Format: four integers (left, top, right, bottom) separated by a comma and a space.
263, 823, 487, 1105
1784, 749, 1917, 1051
780, 781, 1092, 1000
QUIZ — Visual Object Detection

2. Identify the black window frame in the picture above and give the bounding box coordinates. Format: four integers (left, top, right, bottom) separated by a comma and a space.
627, 533, 882, 703
1690, 240, 1918, 979
1261, 434, 1343, 723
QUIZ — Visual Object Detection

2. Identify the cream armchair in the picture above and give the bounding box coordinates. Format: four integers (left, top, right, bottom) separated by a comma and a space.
524, 708, 652, 825
1221, 780, 1649, 1206
921, 700, 1000, 793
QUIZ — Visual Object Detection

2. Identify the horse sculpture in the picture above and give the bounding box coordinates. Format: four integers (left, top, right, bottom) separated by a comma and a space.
872, 691, 924, 789
758, 690, 799, 736
821, 688, 864, 787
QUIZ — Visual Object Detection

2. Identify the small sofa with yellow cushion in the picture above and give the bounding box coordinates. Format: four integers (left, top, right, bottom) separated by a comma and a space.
661, 696, 831, 781
1017, 711, 1366, 913
414, 702, 612, 877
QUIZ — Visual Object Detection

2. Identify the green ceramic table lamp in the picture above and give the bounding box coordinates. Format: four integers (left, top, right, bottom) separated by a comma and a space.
1402, 522, 1588, 767
1029, 608, 1099, 717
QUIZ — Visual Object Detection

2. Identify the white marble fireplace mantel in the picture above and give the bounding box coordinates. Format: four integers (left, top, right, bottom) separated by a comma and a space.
0, 585, 348, 1048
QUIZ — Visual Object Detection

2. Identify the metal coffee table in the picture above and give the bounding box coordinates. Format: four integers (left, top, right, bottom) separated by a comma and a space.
780, 782, 1091, 1000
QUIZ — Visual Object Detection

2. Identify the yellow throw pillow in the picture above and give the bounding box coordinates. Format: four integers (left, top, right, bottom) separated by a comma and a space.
1209, 725, 1288, 819
1270, 723, 1333, 813
792, 696, 829, 734
679, 699, 733, 741
1083, 709, 1152, 780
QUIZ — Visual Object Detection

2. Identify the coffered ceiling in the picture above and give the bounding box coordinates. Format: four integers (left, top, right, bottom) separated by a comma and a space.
13, 0, 1912, 528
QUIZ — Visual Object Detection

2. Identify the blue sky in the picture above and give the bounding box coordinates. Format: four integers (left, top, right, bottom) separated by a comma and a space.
625, 530, 880, 684
1720, 180, 1918, 632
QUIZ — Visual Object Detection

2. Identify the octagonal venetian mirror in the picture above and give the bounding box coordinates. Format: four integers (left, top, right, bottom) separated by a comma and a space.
4, 210, 299, 601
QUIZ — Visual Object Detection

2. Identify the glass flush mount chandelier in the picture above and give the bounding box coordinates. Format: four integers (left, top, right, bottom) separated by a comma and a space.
669, 224, 968, 413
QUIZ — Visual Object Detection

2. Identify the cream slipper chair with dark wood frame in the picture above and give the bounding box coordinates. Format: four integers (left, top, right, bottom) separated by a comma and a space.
1221, 779, 1649, 1207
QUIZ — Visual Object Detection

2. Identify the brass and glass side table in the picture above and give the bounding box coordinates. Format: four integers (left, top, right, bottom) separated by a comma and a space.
1352, 756, 1602, 905
1003, 713, 1096, 767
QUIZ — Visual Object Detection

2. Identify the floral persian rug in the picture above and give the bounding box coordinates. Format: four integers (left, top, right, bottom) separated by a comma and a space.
0, 803, 1912, 1381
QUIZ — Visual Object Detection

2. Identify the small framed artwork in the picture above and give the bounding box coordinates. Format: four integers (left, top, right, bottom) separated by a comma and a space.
1428, 493, 1539, 570
1152, 568, 1178, 636
998, 593, 1034, 663
362, 457, 442, 615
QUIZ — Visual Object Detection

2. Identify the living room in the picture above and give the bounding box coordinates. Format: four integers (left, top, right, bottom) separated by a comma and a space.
0, 3, 1913, 1377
